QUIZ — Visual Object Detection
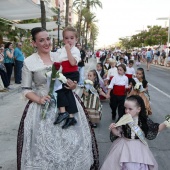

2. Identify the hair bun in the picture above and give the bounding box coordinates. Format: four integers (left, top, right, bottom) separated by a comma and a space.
31, 27, 46, 41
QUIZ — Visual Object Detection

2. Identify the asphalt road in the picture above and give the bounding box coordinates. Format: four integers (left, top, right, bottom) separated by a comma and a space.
0, 58, 170, 170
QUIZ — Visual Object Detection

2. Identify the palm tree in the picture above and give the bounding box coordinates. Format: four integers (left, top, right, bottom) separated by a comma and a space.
40, 0, 46, 29
90, 23, 98, 51
73, 0, 102, 10
65, 0, 70, 27
83, 10, 97, 48
73, 0, 102, 41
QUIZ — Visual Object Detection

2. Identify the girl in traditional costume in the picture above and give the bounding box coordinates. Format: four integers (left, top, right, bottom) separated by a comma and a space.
128, 67, 152, 115
96, 62, 105, 79
17, 27, 99, 170
96, 63, 107, 100
103, 57, 111, 73
101, 95, 169, 170
82, 69, 107, 128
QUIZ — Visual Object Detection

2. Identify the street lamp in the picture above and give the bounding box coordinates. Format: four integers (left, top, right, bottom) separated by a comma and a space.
156, 17, 170, 46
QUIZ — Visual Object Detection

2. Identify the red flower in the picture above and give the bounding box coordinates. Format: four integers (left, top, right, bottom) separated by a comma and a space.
54, 62, 60, 70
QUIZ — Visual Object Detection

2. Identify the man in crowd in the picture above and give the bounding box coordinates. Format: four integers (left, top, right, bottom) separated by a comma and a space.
76, 43, 86, 87
14, 42, 25, 84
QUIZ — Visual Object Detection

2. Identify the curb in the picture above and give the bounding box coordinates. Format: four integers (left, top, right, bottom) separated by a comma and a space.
151, 64, 170, 70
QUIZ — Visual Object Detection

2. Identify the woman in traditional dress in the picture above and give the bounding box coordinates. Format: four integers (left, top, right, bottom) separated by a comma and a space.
17, 27, 99, 170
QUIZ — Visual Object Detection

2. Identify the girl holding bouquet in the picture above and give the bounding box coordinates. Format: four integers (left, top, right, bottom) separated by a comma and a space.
128, 67, 152, 115
82, 69, 107, 128
101, 95, 169, 170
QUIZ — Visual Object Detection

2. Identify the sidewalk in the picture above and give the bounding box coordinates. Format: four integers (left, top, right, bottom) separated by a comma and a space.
0, 78, 22, 101
151, 63, 170, 70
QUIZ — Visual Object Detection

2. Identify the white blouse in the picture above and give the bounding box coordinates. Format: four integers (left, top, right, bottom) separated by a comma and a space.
126, 66, 135, 76
54, 46, 81, 64
108, 74, 128, 89
106, 67, 118, 79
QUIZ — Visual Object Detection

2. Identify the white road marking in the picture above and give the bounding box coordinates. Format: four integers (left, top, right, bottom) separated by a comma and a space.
149, 83, 170, 99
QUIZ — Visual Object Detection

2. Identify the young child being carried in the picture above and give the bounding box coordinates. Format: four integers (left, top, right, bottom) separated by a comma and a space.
53, 26, 81, 129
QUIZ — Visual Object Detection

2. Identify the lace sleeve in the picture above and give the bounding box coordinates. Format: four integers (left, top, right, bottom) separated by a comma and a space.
21, 62, 34, 98
146, 118, 159, 140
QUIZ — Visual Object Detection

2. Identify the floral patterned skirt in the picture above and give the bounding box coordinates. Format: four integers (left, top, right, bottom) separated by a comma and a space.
17, 93, 99, 170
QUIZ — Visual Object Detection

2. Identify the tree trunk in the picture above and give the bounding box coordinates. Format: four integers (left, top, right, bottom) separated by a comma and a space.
85, 23, 89, 49
82, 20, 86, 46
78, 0, 83, 42
40, 0, 46, 29
65, 0, 69, 27
0, 35, 3, 44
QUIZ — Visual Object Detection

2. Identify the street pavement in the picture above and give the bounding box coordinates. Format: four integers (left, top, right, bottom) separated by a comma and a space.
0, 58, 170, 170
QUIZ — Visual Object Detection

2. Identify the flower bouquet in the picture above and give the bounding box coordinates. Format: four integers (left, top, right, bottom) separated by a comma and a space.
56, 72, 67, 84
42, 62, 67, 119
164, 115, 170, 128
134, 82, 144, 92
84, 79, 94, 92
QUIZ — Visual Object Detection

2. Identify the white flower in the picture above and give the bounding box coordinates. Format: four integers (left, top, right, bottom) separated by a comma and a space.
56, 72, 67, 83
84, 79, 93, 85
164, 115, 170, 128
134, 82, 142, 90
164, 120, 170, 128
84, 84, 93, 91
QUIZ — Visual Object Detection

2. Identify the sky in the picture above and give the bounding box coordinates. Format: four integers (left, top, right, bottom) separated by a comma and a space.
93, 0, 170, 48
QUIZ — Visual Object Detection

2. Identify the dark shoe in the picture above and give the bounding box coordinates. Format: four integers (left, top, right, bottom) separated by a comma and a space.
91, 123, 97, 128
54, 112, 69, 125
62, 117, 77, 129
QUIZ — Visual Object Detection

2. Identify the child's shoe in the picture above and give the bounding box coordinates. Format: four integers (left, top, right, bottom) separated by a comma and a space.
62, 117, 77, 129
54, 112, 69, 125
